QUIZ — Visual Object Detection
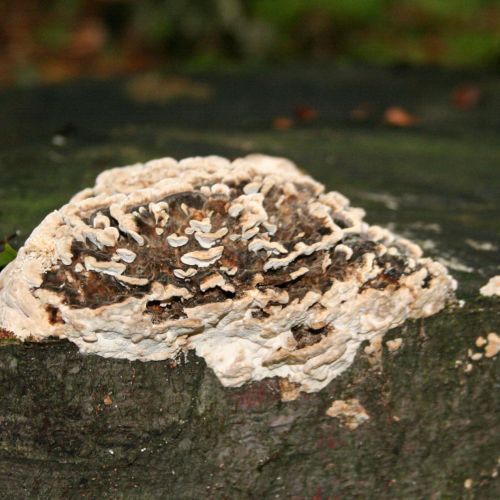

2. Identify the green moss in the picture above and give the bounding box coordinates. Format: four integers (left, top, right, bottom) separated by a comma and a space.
0, 243, 16, 269
445, 32, 500, 67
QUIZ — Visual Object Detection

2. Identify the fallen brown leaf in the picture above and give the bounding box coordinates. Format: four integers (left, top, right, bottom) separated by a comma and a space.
294, 105, 318, 122
383, 106, 420, 127
70, 18, 107, 58
452, 85, 481, 110
273, 116, 294, 130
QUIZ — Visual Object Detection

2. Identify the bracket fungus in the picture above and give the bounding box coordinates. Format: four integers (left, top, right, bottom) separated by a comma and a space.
0, 155, 456, 393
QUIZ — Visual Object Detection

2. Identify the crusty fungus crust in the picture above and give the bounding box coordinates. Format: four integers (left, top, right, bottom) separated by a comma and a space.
0, 155, 456, 393
480, 276, 500, 297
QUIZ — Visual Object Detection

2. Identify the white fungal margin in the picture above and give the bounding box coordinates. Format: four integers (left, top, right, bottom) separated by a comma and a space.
167, 233, 189, 247
180, 246, 224, 268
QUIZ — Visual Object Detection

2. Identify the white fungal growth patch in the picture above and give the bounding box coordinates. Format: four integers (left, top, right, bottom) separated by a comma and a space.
173, 268, 198, 279
480, 276, 500, 297
289, 267, 309, 280
152, 283, 193, 302
167, 233, 189, 247
194, 227, 228, 249
0, 154, 456, 394
484, 333, 500, 358
243, 181, 261, 195
334, 244, 353, 260
93, 213, 111, 229
55, 238, 73, 266
189, 217, 212, 233
84, 256, 126, 276
220, 266, 237, 276
248, 238, 288, 255
200, 273, 235, 293
326, 399, 370, 430
115, 274, 149, 286
386, 337, 403, 353
115, 248, 137, 263
465, 239, 497, 252
180, 246, 224, 267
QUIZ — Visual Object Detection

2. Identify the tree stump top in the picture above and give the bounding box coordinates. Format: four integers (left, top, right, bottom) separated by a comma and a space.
0, 66, 498, 498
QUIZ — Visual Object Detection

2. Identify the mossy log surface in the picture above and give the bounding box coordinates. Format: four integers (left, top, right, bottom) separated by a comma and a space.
0, 65, 499, 499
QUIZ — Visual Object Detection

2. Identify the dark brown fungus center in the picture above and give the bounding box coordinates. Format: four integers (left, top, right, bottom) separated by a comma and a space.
40, 180, 414, 324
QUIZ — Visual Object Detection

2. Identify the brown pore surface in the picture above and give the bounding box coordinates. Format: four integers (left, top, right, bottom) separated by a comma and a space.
40, 180, 415, 327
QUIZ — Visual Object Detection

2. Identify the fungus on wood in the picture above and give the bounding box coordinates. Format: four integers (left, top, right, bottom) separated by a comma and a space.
0, 155, 456, 393
480, 275, 500, 297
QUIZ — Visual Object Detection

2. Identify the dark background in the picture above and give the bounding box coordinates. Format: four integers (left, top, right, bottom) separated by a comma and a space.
1, 0, 500, 87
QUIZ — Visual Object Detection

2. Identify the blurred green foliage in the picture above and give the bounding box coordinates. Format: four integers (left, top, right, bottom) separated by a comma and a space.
0, 243, 16, 270
1, 0, 499, 85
